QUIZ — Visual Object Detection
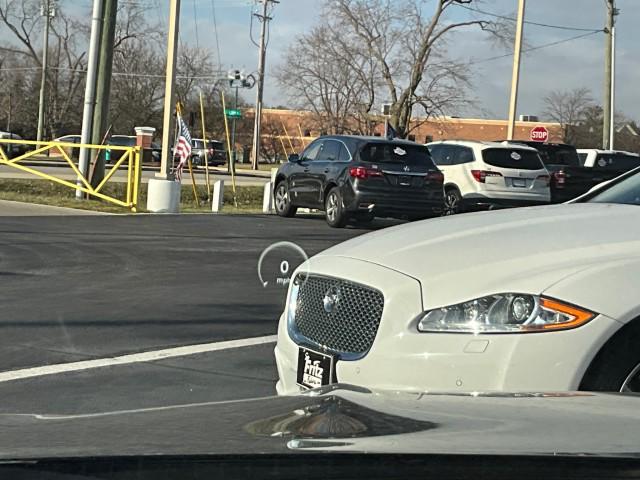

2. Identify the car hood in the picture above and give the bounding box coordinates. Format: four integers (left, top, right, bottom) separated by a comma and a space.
317, 203, 640, 311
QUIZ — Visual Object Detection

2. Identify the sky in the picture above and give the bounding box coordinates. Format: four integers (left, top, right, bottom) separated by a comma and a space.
99, 0, 640, 121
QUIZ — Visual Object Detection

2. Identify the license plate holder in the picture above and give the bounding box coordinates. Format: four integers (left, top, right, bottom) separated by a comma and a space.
398, 175, 411, 186
512, 178, 527, 188
296, 347, 335, 390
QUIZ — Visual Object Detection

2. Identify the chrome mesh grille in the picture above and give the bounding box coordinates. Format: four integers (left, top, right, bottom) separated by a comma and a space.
292, 274, 384, 355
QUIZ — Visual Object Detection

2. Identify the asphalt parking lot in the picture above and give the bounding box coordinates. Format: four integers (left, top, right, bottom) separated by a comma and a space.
0, 213, 400, 453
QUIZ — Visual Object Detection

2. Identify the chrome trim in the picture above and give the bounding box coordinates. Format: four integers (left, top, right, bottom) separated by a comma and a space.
286, 273, 384, 362
381, 170, 430, 176
621, 362, 640, 393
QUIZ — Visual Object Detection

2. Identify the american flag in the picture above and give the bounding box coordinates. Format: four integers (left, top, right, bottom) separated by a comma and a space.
174, 113, 192, 181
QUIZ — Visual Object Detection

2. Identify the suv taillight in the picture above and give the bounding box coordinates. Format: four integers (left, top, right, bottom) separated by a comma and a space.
537, 174, 550, 186
425, 171, 444, 183
471, 170, 503, 183
553, 170, 566, 188
349, 166, 383, 179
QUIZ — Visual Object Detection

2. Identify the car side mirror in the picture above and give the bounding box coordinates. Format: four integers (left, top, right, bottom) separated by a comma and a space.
288, 153, 300, 163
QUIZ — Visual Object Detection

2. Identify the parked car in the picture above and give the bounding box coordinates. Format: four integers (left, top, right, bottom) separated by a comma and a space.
0, 131, 29, 158
273, 135, 445, 227
503, 141, 637, 203
107, 135, 136, 163
190, 138, 226, 166
52, 134, 82, 158
578, 149, 640, 170
275, 166, 640, 396
426, 140, 550, 215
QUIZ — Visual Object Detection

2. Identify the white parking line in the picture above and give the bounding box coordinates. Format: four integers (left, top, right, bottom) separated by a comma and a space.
0, 335, 277, 384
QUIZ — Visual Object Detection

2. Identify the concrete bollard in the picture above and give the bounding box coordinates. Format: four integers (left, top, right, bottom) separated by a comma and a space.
262, 181, 274, 213
212, 180, 224, 213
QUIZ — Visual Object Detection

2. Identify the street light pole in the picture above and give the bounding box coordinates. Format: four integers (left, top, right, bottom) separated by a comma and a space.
231, 84, 238, 172
36, 0, 52, 142
159, 0, 181, 180
603, 0, 617, 149
250, 0, 278, 170
507, 0, 525, 141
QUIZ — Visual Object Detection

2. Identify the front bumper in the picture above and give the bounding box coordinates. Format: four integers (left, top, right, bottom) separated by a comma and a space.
275, 256, 621, 396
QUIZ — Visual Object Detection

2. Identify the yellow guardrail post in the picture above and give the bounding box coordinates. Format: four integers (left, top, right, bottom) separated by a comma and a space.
131, 146, 141, 212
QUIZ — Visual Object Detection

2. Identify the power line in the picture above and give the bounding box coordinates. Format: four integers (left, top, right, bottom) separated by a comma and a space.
192, 0, 200, 50
455, 3, 603, 33
469, 30, 602, 66
210, 0, 222, 66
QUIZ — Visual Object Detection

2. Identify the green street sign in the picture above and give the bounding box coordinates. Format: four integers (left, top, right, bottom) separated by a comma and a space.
225, 109, 242, 118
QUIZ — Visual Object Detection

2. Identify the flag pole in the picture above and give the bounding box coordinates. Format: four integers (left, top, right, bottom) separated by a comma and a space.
180, 103, 199, 207
199, 91, 212, 202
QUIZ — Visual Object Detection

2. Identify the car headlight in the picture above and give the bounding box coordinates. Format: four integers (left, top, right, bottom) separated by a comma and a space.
417, 294, 595, 333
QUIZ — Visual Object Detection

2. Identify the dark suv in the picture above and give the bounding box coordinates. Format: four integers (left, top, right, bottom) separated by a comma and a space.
273, 135, 444, 227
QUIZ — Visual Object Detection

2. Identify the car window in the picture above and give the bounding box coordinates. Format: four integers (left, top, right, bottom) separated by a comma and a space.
578, 153, 588, 166
209, 141, 224, 150
593, 153, 640, 170
429, 144, 452, 166
109, 136, 135, 146
482, 148, 544, 170
337, 143, 351, 162
301, 140, 323, 162
453, 146, 474, 165
192, 140, 204, 149
588, 169, 640, 205
317, 140, 341, 161
359, 142, 434, 166
537, 146, 580, 167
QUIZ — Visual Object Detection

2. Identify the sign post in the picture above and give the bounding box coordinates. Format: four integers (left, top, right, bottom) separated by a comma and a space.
530, 126, 549, 143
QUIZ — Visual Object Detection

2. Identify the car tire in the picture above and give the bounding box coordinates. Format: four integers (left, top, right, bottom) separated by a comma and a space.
325, 187, 347, 228
274, 182, 297, 217
443, 187, 462, 216
579, 322, 640, 392
352, 212, 375, 227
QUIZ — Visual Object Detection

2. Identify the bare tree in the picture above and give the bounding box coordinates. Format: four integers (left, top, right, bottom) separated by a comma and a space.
543, 87, 595, 145
329, 0, 490, 138
277, 23, 378, 135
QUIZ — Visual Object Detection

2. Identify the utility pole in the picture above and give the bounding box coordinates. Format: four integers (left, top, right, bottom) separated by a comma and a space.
36, 0, 53, 142
77, 0, 104, 199
250, 0, 278, 170
603, 0, 617, 150
507, 0, 525, 141
159, 0, 181, 180
90, 0, 118, 186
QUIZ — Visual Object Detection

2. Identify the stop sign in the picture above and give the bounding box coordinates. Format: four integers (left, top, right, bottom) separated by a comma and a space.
530, 126, 549, 142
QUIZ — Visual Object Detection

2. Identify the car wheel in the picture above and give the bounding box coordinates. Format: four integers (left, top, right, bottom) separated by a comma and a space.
274, 182, 297, 217
443, 188, 462, 216
579, 323, 640, 392
351, 212, 375, 227
325, 187, 347, 228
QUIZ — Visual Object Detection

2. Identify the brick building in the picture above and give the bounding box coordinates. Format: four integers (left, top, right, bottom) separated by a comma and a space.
245, 108, 562, 159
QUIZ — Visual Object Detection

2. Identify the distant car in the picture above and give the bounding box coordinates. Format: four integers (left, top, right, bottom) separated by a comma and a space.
0, 131, 29, 158
53, 134, 81, 144
578, 149, 640, 170
107, 135, 136, 163
426, 140, 550, 215
504, 141, 637, 203
273, 135, 444, 227
191, 138, 226, 167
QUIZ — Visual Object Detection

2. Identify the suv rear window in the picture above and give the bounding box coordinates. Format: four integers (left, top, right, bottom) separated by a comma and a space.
594, 153, 640, 170
482, 148, 544, 170
359, 143, 434, 166
536, 146, 580, 167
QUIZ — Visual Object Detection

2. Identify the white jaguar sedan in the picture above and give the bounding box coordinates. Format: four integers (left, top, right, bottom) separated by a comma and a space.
275, 168, 640, 395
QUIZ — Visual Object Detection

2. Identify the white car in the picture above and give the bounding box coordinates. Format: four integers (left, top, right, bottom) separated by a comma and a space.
577, 148, 640, 170
274, 169, 640, 395
426, 140, 550, 215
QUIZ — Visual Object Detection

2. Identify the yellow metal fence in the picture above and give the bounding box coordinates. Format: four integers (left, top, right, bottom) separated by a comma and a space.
0, 139, 141, 212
